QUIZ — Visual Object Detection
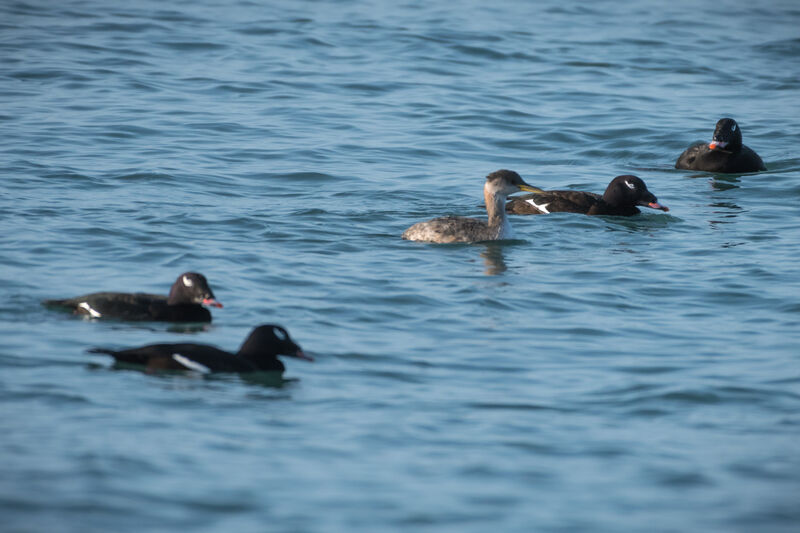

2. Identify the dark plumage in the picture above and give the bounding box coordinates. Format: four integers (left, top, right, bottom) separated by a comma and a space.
675, 118, 766, 173
505, 175, 669, 216
88, 324, 312, 374
42, 272, 222, 322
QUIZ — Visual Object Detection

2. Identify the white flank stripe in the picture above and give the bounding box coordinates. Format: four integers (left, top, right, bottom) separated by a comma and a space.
78, 302, 102, 318
172, 353, 211, 374
525, 199, 550, 214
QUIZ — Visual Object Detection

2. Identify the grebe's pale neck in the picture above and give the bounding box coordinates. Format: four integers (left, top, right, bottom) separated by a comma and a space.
484, 180, 514, 238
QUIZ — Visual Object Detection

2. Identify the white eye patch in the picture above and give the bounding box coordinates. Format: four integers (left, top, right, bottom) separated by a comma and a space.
274, 328, 287, 341
625, 180, 636, 190
731, 124, 737, 132
182, 275, 194, 287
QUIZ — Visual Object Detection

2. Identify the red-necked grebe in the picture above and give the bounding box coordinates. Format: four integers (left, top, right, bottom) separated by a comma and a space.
402, 169, 542, 243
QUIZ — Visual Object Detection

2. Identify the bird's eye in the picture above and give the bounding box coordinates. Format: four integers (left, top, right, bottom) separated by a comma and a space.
625, 180, 636, 190
731, 124, 736, 132
182, 275, 194, 287
273, 327, 287, 340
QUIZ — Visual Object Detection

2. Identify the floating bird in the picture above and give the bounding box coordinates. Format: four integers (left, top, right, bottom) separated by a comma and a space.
675, 118, 765, 173
505, 175, 669, 216
88, 324, 312, 374
43, 272, 222, 322
402, 169, 543, 243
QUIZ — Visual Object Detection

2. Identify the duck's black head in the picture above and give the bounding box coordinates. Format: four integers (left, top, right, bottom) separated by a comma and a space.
709, 118, 743, 153
168, 272, 223, 308
237, 325, 313, 369
603, 175, 669, 211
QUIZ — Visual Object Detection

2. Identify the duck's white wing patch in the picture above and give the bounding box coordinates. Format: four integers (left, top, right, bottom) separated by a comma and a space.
78, 302, 102, 318
525, 198, 550, 214
172, 353, 211, 374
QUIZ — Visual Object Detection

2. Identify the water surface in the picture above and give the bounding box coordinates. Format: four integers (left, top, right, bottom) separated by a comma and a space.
1, 1, 799, 531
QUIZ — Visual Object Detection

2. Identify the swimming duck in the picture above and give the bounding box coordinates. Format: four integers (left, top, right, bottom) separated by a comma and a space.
675, 118, 765, 173
505, 175, 669, 216
43, 272, 222, 322
88, 324, 312, 374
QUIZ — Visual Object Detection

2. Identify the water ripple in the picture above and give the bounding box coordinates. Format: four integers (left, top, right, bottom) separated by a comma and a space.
1, 0, 799, 531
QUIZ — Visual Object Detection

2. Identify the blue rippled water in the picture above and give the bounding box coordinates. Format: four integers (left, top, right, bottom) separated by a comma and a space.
2, 0, 799, 531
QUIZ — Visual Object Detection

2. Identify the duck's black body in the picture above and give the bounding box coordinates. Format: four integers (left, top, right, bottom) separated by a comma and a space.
43, 272, 222, 322
89, 325, 312, 374
505, 175, 668, 216
675, 118, 765, 173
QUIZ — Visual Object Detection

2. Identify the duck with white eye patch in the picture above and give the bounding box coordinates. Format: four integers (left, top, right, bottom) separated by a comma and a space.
505, 175, 669, 217
675, 118, 766, 173
88, 325, 313, 374
42, 272, 223, 322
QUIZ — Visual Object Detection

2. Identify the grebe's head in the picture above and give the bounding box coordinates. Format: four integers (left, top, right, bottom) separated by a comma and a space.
485, 169, 543, 197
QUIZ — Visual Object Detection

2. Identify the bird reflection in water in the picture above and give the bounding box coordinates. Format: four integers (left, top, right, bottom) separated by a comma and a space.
708, 201, 743, 229
711, 174, 740, 191
480, 243, 507, 276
